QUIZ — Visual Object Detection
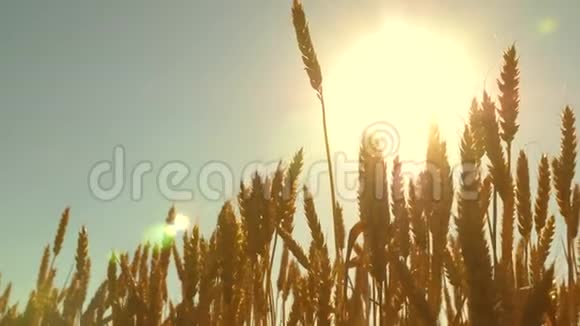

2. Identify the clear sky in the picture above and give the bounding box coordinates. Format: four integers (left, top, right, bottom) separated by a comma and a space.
0, 0, 578, 302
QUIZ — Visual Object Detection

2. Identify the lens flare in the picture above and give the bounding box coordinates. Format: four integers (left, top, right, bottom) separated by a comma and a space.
142, 213, 191, 246
174, 214, 191, 232
538, 18, 558, 35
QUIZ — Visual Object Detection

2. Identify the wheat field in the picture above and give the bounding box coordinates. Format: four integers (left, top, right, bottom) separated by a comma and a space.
0, 1, 579, 325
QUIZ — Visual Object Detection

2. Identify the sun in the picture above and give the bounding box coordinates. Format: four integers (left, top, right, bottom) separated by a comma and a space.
325, 19, 481, 168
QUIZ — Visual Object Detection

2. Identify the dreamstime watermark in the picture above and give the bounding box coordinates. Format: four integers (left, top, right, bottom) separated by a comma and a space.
88, 121, 480, 202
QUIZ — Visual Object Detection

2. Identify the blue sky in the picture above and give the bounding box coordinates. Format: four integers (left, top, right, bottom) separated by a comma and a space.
0, 0, 578, 302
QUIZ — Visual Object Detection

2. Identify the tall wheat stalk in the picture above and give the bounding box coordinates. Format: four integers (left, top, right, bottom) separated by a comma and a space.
291, 0, 342, 260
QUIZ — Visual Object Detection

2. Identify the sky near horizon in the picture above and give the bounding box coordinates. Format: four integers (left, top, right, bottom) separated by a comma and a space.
0, 0, 579, 302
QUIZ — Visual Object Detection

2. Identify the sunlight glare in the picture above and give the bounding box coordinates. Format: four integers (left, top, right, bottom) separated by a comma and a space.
326, 19, 481, 170
538, 17, 558, 35
174, 214, 191, 232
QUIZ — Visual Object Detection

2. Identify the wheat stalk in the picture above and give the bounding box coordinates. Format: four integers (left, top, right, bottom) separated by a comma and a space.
292, 0, 341, 262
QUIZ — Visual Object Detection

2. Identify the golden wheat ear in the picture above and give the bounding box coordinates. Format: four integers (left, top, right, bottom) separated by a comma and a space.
53, 207, 70, 259
0, 282, 12, 315
457, 125, 498, 326
497, 44, 520, 146
530, 215, 555, 285
36, 245, 51, 290
292, 0, 322, 94
302, 186, 333, 326
216, 202, 238, 305
552, 107, 578, 316
516, 150, 533, 242
277, 226, 310, 270
533, 155, 551, 234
